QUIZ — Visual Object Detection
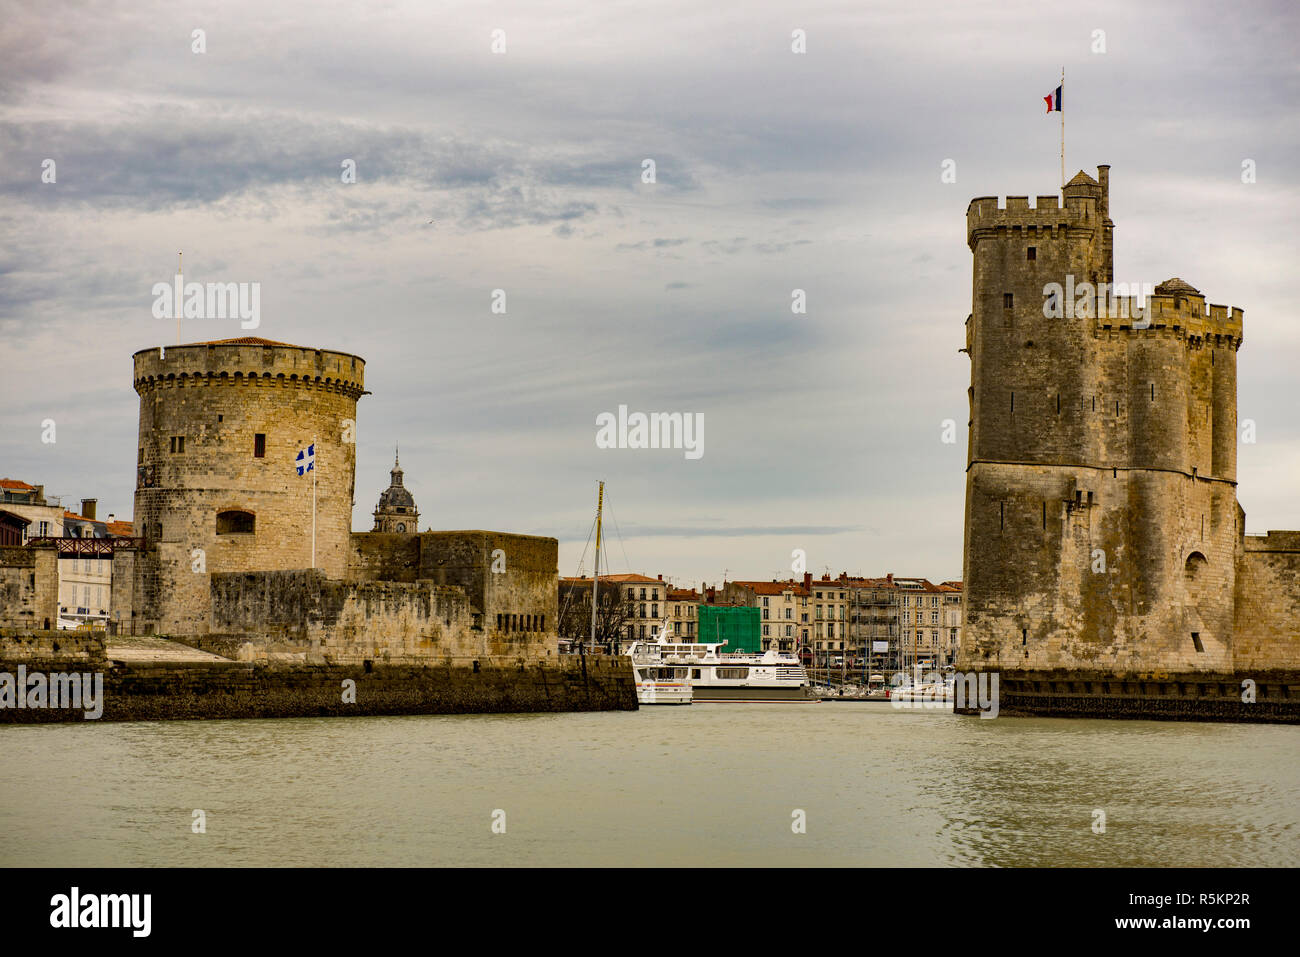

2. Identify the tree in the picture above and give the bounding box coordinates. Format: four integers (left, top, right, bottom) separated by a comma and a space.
557, 579, 632, 653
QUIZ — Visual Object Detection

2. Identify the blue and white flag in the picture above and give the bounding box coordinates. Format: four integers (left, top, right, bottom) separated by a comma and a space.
296, 443, 315, 475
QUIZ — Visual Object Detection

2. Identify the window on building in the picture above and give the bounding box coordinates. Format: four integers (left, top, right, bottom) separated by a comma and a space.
254, 433, 266, 457
169, 435, 185, 453
215, 510, 255, 534
785, 608, 792, 619
1027, 246, 1036, 261
1004, 293, 1013, 308
762, 625, 770, 637
639, 588, 646, 599
785, 625, 792, 637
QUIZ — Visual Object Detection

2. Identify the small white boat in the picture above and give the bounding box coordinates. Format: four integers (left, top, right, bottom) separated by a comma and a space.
889, 670, 956, 707
629, 624, 693, 705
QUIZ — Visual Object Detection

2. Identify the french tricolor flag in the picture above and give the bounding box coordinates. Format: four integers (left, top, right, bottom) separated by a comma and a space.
1044, 85, 1063, 113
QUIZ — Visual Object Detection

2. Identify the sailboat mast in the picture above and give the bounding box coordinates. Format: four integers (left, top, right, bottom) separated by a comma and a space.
590, 481, 605, 649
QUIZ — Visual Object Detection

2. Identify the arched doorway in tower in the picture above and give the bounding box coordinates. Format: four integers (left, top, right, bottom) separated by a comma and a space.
1183, 551, 1210, 654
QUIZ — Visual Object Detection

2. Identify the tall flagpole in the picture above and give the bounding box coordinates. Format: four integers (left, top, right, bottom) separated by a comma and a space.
1060, 66, 1065, 191
311, 436, 317, 569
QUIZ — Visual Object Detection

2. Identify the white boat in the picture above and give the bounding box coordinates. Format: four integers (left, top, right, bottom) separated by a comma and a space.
628, 623, 694, 705
631, 622, 811, 702
888, 669, 956, 706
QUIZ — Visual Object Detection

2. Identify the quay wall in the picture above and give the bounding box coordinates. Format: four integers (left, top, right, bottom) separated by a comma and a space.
0, 632, 636, 723
954, 668, 1300, 723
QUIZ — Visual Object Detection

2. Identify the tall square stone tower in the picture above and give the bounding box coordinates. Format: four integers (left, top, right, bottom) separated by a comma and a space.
958, 167, 1245, 674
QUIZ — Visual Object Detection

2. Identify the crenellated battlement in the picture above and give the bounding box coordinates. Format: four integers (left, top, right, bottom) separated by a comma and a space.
967, 193, 1102, 249
133, 337, 366, 398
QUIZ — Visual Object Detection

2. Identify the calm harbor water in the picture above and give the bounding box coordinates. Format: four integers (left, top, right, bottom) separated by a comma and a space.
2, 703, 1295, 867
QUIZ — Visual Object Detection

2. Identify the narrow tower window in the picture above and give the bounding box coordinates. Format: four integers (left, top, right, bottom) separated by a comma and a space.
999, 502, 1005, 531
1151, 383, 1155, 401
1010, 392, 1015, 413
1191, 633, 1204, 654
254, 433, 266, 458
1056, 394, 1061, 414
1042, 501, 1047, 530
1003, 293, 1014, 309
1027, 247, 1036, 261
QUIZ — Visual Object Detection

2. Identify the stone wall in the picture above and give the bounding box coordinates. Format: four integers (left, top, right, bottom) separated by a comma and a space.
0, 630, 105, 667
206, 568, 550, 662
347, 532, 420, 582
1234, 532, 1300, 670
415, 531, 558, 645
0, 640, 635, 723
0, 545, 58, 630
955, 668, 1299, 723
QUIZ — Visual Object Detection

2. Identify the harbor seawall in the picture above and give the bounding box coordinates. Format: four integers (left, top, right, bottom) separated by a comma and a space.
954, 669, 1300, 723
0, 632, 637, 723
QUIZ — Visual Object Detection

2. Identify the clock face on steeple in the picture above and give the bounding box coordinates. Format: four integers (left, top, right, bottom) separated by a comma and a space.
396, 523, 406, 533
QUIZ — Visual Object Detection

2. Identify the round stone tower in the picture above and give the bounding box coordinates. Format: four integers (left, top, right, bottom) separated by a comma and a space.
131, 336, 366, 633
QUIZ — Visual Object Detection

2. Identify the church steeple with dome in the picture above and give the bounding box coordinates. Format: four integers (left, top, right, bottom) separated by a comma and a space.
372, 446, 419, 533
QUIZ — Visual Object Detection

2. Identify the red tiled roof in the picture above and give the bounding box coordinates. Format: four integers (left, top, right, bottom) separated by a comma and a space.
0, 478, 35, 490
667, 588, 699, 601
730, 580, 810, 597
561, 573, 663, 585
62, 510, 104, 524
106, 520, 135, 536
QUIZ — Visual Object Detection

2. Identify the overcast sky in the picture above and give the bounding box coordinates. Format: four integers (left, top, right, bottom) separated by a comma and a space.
2, 0, 1297, 588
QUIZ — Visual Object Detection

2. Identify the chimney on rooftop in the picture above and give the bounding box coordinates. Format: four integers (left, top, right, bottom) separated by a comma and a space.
803, 571, 812, 591
81, 498, 97, 520
657, 574, 662, 580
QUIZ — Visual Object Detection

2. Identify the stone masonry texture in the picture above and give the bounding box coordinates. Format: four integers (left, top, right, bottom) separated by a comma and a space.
957, 167, 1300, 720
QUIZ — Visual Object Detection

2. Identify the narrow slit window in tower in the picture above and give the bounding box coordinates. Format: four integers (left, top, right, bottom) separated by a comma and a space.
1056, 394, 1061, 414
1042, 501, 1047, 530
1151, 383, 1155, 401
1027, 247, 1036, 261
1191, 633, 1204, 653
1003, 293, 1014, 309
254, 433, 266, 458
1010, 392, 1015, 413
999, 502, 1004, 531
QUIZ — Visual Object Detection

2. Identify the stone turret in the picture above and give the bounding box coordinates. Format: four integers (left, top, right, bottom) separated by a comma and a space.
128, 336, 366, 634
959, 167, 1244, 675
